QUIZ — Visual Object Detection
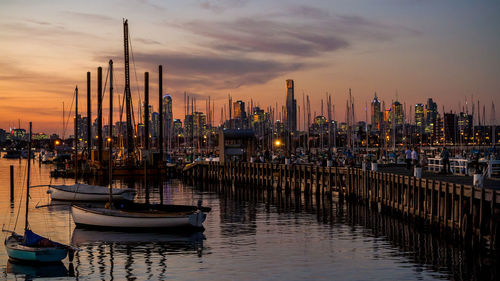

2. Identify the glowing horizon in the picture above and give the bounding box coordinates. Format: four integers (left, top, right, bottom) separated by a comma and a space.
1, 0, 499, 135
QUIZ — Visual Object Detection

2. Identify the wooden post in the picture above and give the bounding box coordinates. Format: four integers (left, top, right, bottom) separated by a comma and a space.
10, 165, 14, 204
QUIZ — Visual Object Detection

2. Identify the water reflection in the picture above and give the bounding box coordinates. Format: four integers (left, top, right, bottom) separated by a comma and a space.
6, 260, 71, 279
199, 181, 499, 281
71, 228, 205, 280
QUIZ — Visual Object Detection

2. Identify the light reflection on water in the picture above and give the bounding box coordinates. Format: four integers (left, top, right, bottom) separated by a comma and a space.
0, 157, 497, 280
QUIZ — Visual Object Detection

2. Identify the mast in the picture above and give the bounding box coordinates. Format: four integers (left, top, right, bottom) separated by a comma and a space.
87, 72, 91, 160
98, 66, 103, 165
74, 86, 78, 183
123, 19, 135, 163
144, 72, 149, 150
158, 65, 163, 161
109, 60, 114, 204
24, 122, 32, 231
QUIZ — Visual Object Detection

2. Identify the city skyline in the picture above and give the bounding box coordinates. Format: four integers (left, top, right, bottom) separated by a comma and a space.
1, 0, 499, 134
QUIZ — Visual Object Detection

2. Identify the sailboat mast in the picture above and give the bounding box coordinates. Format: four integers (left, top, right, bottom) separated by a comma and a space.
123, 19, 135, 163
24, 122, 32, 231
74, 86, 78, 183
109, 60, 114, 204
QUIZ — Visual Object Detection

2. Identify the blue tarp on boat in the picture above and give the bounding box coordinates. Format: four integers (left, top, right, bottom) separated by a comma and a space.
24, 230, 45, 246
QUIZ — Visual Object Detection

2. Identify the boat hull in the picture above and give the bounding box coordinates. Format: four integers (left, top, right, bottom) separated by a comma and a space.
49, 184, 135, 201
71, 205, 206, 229
4, 236, 67, 263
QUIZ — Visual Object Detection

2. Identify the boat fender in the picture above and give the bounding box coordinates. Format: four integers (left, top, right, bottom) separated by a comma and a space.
197, 200, 202, 209
105, 202, 111, 209
46, 189, 52, 194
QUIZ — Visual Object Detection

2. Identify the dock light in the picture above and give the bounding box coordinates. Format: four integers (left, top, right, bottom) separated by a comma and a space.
54, 140, 61, 146
274, 140, 281, 147
107, 137, 112, 143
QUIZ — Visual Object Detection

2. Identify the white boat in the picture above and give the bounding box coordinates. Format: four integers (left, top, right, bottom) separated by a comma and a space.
71, 202, 209, 229
48, 183, 136, 201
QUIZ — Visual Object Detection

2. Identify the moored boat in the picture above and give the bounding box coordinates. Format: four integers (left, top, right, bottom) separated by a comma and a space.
4, 122, 75, 264
71, 201, 209, 229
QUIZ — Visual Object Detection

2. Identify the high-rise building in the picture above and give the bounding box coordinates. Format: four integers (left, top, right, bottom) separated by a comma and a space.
458, 112, 473, 144
371, 92, 382, 131
162, 94, 173, 144
285, 79, 297, 132
151, 112, 159, 138
233, 100, 246, 119
415, 104, 424, 130
391, 100, 403, 125
443, 113, 457, 144
425, 98, 438, 134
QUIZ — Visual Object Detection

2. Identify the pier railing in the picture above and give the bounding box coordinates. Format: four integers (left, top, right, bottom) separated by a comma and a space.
184, 161, 500, 251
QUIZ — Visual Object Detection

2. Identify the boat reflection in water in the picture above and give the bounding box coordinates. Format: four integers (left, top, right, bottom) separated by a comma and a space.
6, 260, 72, 279
70, 228, 206, 280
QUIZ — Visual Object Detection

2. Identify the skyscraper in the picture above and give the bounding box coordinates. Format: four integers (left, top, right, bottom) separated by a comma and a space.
233, 100, 246, 119
425, 98, 438, 134
415, 103, 424, 129
285, 79, 297, 132
391, 100, 403, 125
162, 94, 173, 147
371, 92, 382, 130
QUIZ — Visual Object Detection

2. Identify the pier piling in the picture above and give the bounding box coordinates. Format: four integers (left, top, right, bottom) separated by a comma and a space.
10, 165, 14, 205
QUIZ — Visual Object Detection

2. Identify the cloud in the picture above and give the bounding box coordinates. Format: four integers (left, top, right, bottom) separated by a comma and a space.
95, 51, 305, 90
198, 0, 248, 13
177, 6, 420, 58
134, 37, 162, 45
61, 11, 115, 22
181, 18, 349, 57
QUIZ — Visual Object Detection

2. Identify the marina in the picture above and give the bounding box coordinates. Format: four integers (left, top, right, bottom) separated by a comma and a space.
0, 157, 498, 280
0, 1, 499, 280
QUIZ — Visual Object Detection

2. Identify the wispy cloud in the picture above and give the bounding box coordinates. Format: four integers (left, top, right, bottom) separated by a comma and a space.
95, 51, 305, 90
61, 11, 115, 22
198, 0, 248, 13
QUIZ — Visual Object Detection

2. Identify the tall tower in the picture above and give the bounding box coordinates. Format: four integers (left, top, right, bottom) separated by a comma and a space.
371, 92, 381, 130
163, 94, 173, 148
285, 79, 297, 132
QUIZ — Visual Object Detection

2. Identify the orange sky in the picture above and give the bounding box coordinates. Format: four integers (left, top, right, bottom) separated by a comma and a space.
1, 0, 499, 135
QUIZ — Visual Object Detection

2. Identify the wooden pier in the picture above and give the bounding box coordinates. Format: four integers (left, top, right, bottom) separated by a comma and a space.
184, 162, 500, 251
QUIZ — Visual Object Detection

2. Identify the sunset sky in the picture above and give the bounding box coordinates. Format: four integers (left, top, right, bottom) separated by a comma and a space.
1, 0, 499, 135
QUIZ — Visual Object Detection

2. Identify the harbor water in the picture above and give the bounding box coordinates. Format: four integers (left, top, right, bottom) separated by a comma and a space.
0, 157, 497, 280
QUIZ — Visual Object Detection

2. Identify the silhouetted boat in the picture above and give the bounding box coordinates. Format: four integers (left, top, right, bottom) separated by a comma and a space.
3, 150, 21, 159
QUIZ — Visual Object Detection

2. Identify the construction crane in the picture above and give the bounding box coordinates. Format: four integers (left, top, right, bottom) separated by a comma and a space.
123, 19, 135, 164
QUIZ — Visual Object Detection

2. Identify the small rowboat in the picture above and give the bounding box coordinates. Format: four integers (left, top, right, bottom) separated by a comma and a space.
4, 230, 72, 263
48, 183, 136, 201
4, 123, 75, 264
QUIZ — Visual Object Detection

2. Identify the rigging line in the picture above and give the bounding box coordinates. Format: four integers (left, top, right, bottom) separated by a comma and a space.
99, 66, 110, 127
128, 29, 139, 138
63, 90, 76, 138
13, 158, 28, 232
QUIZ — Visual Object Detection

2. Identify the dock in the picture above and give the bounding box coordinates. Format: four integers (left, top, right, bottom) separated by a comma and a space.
184, 161, 500, 251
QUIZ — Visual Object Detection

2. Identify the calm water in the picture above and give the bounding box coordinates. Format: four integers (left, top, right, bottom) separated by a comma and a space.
0, 157, 497, 280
